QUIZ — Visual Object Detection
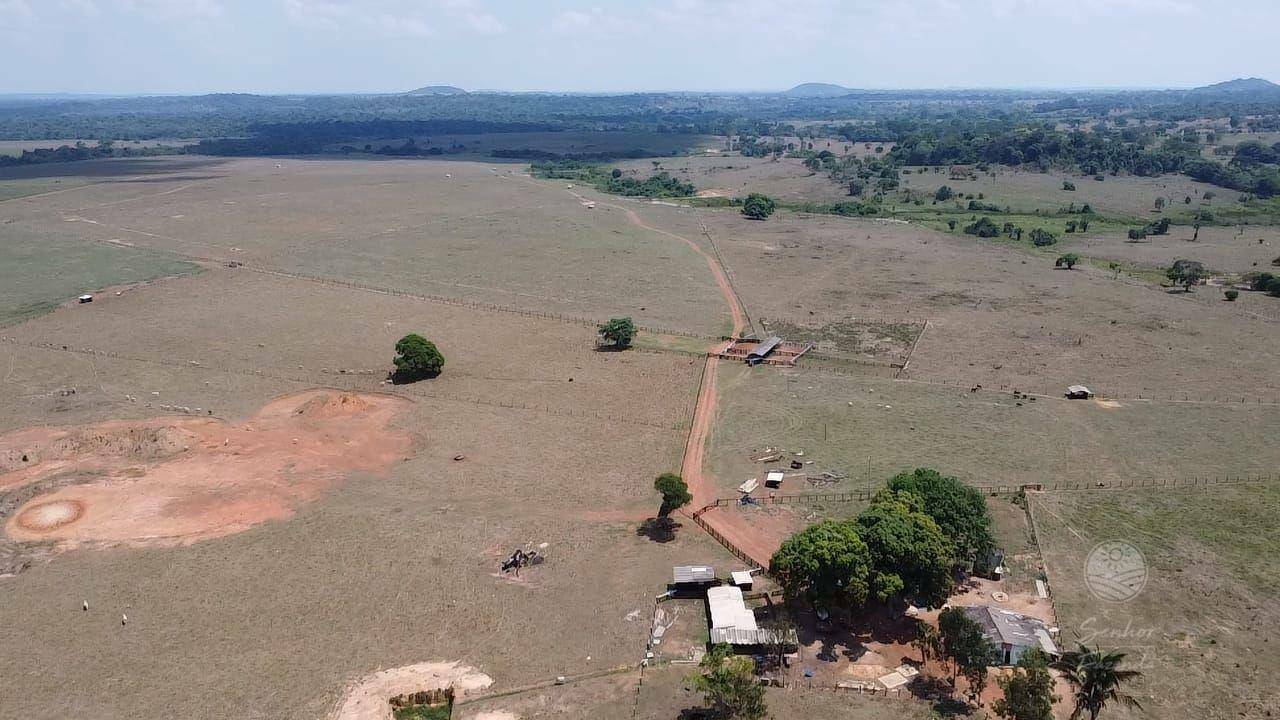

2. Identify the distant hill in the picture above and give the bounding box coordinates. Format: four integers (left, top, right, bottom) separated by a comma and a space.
1188, 77, 1280, 98
784, 83, 851, 98
405, 85, 468, 96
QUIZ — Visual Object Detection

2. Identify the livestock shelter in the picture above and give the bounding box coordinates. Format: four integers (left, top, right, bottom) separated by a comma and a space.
673, 565, 717, 588
706, 585, 798, 650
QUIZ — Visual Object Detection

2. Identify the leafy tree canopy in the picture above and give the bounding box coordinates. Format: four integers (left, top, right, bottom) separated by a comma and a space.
857, 490, 955, 607
770, 519, 870, 609
393, 334, 445, 381
885, 468, 993, 560
687, 644, 767, 720
598, 317, 636, 348
653, 472, 692, 516
741, 193, 777, 220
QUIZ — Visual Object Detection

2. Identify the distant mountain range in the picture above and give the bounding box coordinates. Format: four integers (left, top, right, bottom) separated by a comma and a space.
783, 82, 851, 98
405, 85, 468, 96
1188, 77, 1280, 98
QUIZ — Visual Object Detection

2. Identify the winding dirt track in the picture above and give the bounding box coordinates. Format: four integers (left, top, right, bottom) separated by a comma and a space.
576, 193, 781, 568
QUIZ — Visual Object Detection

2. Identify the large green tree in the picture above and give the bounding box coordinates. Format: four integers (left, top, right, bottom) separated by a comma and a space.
392, 334, 445, 381
885, 468, 993, 561
770, 520, 870, 610
1052, 645, 1143, 720
687, 644, 767, 720
855, 490, 955, 607
994, 649, 1057, 720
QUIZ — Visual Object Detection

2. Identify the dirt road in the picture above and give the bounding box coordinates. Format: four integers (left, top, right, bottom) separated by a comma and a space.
577, 193, 780, 568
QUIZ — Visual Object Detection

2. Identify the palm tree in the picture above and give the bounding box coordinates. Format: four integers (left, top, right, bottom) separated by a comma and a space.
1052, 644, 1142, 719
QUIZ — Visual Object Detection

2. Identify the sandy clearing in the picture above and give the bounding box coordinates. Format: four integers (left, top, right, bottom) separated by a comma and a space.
3, 389, 410, 549
330, 661, 493, 720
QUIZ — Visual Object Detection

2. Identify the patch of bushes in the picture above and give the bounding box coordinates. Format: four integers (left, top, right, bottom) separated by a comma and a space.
964, 216, 1001, 238
1029, 228, 1058, 247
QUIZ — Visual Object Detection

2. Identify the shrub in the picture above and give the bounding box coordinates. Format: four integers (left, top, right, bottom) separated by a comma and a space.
934, 185, 954, 201
741, 193, 776, 220
1062, 180, 1076, 191
1056, 253, 1080, 269
1225, 289, 1239, 301
393, 334, 445, 381
1030, 228, 1058, 247
964, 216, 1001, 238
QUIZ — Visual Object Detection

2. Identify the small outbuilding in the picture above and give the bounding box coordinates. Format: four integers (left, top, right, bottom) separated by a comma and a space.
1065, 385, 1092, 399
746, 336, 782, 366
673, 565, 716, 587
764, 471, 784, 489
730, 570, 754, 591
77, 294, 94, 304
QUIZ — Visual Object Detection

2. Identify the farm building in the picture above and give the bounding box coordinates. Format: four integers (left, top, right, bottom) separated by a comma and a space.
706, 585, 798, 649
716, 337, 813, 367
673, 565, 716, 587
961, 605, 1058, 666
1065, 385, 1092, 399
746, 336, 782, 365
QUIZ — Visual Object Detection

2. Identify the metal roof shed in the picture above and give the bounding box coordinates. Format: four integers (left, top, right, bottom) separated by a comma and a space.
746, 336, 782, 365
707, 585, 757, 631
673, 565, 716, 584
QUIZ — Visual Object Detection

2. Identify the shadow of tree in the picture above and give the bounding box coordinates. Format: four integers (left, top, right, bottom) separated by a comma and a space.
637, 516, 681, 543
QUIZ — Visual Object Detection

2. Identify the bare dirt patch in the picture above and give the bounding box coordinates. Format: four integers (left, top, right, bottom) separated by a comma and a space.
3, 389, 410, 549
330, 661, 493, 720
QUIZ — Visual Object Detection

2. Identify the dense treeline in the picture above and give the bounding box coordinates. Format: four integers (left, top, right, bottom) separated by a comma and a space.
0, 140, 182, 167
530, 160, 695, 197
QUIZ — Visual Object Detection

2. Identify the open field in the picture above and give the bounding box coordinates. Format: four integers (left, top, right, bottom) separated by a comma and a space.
1058, 224, 1280, 276
1, 157, 730, 336
614, 154, 855, 204
700, 207, 1280, 397
0, 155, 751, 720
1033, 486, 1280, 719
704, 362, 1280, 498
896, 167, 1228, 220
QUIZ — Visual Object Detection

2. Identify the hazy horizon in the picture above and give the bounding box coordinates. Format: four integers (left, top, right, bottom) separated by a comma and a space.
2, 0, 1278, 96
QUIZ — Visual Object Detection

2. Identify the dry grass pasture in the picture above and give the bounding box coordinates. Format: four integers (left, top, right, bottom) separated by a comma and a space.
0, 156, 749, 720
705, 362, 1280, 497
699, 207, 1280, 397
3, 146, 1280, 720
614, 154, 855, 204
1032, 486, 1280, 719
1, 157, 730, 336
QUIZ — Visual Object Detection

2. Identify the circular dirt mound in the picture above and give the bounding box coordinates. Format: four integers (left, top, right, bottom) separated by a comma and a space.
16, 500, 85, 532
296, 392, 375, 418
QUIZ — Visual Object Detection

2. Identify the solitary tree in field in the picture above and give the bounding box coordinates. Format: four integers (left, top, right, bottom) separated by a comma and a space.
653, 472, 692, 516
1056, 253, 1081, 269
597, 317, 636, 349
741, 193, 777, 220
1166, 259, 1206, 292
1052, 645, 1143, 720
392, 334, 444, 381
687, 644, 767, 720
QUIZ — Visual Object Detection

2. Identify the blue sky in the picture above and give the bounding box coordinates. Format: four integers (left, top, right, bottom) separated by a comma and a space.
1, 0, 1277, 94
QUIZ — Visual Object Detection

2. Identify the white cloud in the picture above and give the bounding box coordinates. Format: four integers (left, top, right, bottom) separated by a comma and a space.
119, 0, 225, 19
282, 0, 508, 38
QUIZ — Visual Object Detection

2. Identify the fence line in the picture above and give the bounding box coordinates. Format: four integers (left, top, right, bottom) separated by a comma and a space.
892, 375, 1280, 407
704, 474, 1277, 509
0, 337, 681, 432
687, 509, 765, 571
91, 238, 716, 340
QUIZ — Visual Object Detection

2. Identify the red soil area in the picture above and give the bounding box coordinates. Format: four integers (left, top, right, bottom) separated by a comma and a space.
2, 390, 411, 548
